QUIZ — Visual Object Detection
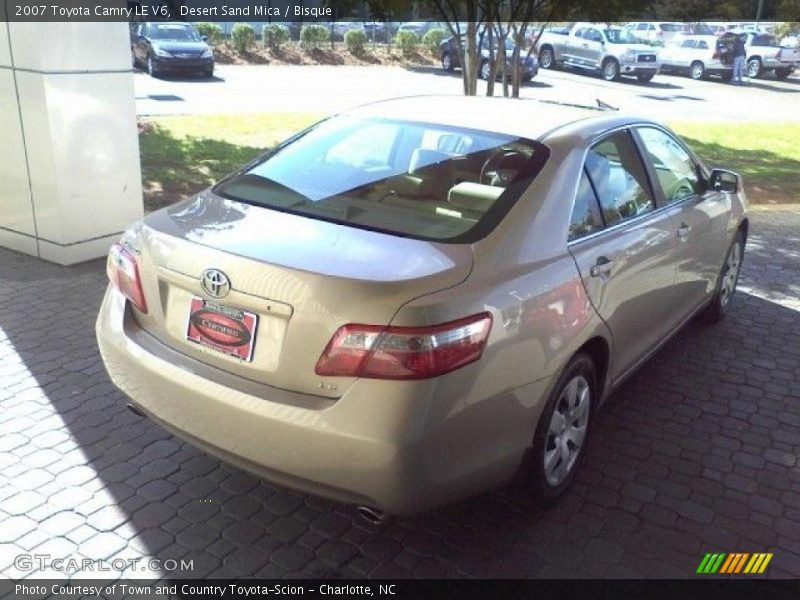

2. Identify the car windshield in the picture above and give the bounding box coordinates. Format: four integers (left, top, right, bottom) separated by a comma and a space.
604, 29, 639, 44
214, 116, 549, 243
659, 23, 686, 32
150, 24, 201, 42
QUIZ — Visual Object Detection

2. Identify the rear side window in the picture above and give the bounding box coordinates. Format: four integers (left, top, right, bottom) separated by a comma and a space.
214, 116, 549, 243
569, 169, 605, 241
584, 131, 654, 227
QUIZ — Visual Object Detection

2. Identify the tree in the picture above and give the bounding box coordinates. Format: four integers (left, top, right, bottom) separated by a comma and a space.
428, 0, 485, 95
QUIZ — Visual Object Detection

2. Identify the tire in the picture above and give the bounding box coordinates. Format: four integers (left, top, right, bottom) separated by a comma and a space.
690, 60, 705, 80
441, 52, 454, 72
775, 68, 792, 80
701, 230, 745, 323
479, 60, 491, 80
147, 55, 158, 78
746, 57, 762, 79
637, 73, 655, 82
203, 67, 214, 78
131, 51, 139, 69
601, 58, 620, 81
530, 353, 596, 504
539, 46, 555, 70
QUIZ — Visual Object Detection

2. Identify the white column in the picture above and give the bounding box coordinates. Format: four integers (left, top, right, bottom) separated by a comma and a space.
0, 22, 143, 265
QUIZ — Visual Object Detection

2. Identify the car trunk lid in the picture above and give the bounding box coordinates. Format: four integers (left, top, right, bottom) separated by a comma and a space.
129, 193, 474, 399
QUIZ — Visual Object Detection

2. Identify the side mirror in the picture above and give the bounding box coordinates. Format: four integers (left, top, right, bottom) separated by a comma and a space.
709, 168, 739, 193
201, 35, 209, 42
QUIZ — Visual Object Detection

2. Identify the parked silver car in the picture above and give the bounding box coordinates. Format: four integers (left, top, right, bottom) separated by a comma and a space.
97, 96, 748, 515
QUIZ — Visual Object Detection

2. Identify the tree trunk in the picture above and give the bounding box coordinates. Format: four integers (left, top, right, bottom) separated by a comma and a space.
464, 21, 479, 96
486, 21, 495, 96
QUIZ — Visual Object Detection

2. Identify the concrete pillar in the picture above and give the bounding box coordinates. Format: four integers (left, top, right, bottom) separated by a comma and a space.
1, 22, 143, 265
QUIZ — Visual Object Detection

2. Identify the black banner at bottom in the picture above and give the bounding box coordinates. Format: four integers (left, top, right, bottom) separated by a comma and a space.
4, 579, 799, 600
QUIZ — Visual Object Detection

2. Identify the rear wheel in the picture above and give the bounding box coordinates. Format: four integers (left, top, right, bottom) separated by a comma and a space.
746, 57, 762, 79
702, 231, 745, 323
775, 67, 792, 80
203, 66, 214, 78
479, 60, 491, 80
441, 52, 454, 72
539, 46, 555, 69
530, 353, 595, 504
690, 60, 705, 80
601, 58, 620, 81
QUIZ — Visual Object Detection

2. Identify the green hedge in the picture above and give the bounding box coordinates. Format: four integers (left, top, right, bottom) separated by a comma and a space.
262, 23, 290, 51
422, 28, 446, 55
195, 22, 223, 45
231, 23, 255, 54
395, 30, 420, 56
344, 28, 368, 55
300, 24, 330, 50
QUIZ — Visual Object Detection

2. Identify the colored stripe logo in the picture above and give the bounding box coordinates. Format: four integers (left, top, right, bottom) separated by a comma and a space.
696, 552, 773, 574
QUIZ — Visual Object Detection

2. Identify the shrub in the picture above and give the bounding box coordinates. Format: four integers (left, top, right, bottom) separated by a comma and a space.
300, 24, 330, 50
231, 23, 255, 54
195, 22, 223, 45
344, 28, 368, 55
262, 23, 290, 51
394, 30, 420, 56
422, 28, 446, 55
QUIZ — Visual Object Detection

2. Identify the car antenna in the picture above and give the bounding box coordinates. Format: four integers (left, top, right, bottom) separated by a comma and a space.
596, 98, 619, 111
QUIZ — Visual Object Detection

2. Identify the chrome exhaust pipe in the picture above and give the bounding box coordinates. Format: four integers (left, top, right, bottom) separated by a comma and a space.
126, 403, 145, 418
356, 505, 388, 527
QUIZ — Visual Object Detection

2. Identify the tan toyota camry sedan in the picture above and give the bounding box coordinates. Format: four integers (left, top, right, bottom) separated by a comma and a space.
97, 96, 748, 515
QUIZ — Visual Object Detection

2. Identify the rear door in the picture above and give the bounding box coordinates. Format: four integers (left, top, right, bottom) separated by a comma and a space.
568, 129, 681, 380
633, 126, 730, 318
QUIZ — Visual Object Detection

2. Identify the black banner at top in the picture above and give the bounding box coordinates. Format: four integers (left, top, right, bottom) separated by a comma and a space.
2, 0, 799, 23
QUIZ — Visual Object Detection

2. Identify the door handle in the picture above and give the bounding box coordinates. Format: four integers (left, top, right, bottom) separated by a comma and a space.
590, 256, 615, 278
677, 223, 691, 241
582, 43, 589, 48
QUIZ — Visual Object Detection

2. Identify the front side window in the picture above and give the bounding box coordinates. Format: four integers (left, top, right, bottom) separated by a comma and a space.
569, 169, 605, 241
214, 117, 548, 243
636, 127, 702, 204
584, 131, 654, 227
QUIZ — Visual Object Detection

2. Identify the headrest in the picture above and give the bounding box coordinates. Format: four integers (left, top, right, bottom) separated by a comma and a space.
447, 181, 504, 213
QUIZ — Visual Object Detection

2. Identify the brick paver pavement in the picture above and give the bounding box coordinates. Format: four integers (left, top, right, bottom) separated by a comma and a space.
1, 210, 799, 581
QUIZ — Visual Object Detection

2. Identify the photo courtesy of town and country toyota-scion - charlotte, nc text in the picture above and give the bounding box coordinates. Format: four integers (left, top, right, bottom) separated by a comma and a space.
15, 583, 396, 597
11, 3, 333, 18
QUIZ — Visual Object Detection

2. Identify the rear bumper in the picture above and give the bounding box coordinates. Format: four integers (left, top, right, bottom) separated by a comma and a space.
96, 288, 551, 514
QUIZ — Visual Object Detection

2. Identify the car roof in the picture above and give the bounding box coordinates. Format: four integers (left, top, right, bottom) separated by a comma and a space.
341, 95, 655, 144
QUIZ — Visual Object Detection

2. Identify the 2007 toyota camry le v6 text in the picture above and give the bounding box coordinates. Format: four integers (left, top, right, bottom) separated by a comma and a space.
96, 96, 748, 516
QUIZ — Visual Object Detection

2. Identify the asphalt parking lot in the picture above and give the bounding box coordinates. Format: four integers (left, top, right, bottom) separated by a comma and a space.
1, 209, 799, 580
134, 64, 800, 121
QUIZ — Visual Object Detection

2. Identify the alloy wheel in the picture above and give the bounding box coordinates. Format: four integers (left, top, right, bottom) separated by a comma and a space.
691, 62, 704, 80
540, 48, 553, 69
603, 60, 618, 81
719, 242, 741, 308
442, 54, 451, 71
544, 375, 591, 487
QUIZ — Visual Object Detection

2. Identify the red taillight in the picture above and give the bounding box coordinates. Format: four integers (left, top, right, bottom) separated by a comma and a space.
106, 243, 148, 314
315, 313, 493, 380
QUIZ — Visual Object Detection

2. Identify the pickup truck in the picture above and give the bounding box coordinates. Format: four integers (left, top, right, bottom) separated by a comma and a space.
537, 23, 660, 82
717, 32, 800, 79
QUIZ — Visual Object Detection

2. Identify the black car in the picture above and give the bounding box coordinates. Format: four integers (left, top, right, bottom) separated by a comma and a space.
132, 22, 214, 78
439, 34, 538, 82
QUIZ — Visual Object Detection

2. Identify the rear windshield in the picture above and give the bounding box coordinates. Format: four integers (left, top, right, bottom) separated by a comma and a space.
214, 116, 549, 243
659, 23, 685, 32
752, 34, 779, 47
